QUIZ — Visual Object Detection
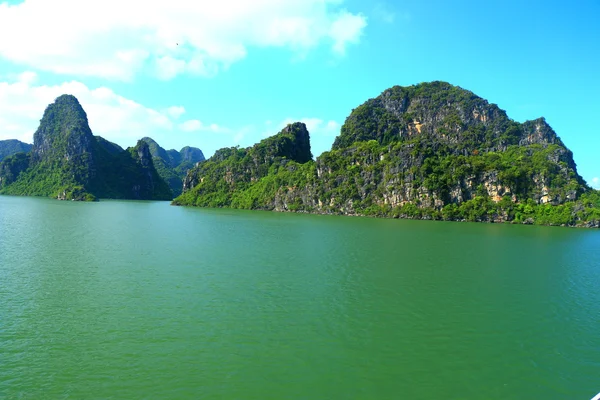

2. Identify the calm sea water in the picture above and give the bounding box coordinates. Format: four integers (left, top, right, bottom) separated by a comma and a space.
0, 195, 599, 399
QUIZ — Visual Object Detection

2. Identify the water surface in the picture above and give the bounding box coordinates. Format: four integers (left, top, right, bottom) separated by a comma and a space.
1, 195, 599, 399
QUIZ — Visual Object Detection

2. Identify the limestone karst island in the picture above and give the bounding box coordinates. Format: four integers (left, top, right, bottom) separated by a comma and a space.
2, 82, 598, 228
3, 2, 599, 398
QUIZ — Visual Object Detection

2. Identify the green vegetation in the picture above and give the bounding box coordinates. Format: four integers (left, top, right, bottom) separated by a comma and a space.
174, 122, 313, 207
0, 95, 172, 201
140, 137, 205, 197
0, 139, 32, 162
174, 82, 599, 228
95, 136, 124, 155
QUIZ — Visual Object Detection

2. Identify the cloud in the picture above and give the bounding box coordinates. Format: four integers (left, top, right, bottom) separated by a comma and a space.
178, 119, 227, 133
166, 106, 186, 119
0, 1, 367, 81
179, 120, 203, 132
591, 177, 600, 190
0, 72, 224, 149
329, 11, 368, 55
373, 3, 396, 24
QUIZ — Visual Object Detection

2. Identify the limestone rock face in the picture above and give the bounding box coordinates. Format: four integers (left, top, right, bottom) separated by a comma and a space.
178, 122, 313, 200
278, 122, 312, 164
174, 82, 598, 227
30, 94, 97, 185
140, 137, 205, 197
179, 146, 205, 164
0, 95, 172, 201
333, 81, 567, 154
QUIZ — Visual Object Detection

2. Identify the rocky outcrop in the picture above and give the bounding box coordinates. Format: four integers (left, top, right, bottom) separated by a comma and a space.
177, 122, 313, 203
179, 146, 205, 164
0, 95, 172, 200
127, 140, 173, 200
140, 137, 205, 197
333, 82, 565, 153
174, 82, 599, 227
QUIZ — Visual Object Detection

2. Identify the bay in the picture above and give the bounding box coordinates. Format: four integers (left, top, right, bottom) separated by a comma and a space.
0, 195, 599, 399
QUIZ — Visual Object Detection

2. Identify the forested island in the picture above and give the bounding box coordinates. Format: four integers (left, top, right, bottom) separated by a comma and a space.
173, 82, 600, 227
1, 82, 598, 227
0, 95, 203, 201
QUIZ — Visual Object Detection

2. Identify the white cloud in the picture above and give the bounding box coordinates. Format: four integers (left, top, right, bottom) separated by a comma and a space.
179, 119, 202, 132
156, 56, 187, 80
167, 106, 186, 119
591, 177, 600, 189
0, 0, 367, 81
0, 73, 224, 149
373, 3, 396, 24
329, 11, 368, 55
18, 71, 38, 85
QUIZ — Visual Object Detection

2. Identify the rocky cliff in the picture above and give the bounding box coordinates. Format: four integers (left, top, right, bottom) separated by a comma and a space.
140, 137, 205, 197
176, 122, 313, 207
0, 95, 172, 201
174, 82, 600, 227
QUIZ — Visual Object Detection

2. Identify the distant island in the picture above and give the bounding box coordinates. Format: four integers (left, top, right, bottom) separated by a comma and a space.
173, 81, 600, 228
0, 95, 203, 201
139, 137, 204, 197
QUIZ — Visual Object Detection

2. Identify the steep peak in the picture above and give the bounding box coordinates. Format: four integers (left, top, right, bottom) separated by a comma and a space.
520, 117, 562, 147
179, 146, 205, 164
130, 140, 152, 167
257, 122, 312, 164
281, 122, 312, 163
140, 137, 169, 161
333, 82, 532, 152
54, 93, 83, 106
140, 136, 159, 147
32, 94, 94, 163
42, 94, 90, 129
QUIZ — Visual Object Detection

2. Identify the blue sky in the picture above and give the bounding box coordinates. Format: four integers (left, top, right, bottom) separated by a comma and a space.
0, 0, 598, 187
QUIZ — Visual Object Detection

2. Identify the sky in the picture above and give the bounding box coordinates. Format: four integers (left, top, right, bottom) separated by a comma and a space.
0, 0, 598, 188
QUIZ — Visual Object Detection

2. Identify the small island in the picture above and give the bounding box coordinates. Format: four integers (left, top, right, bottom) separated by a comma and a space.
0, 95, 203, 201
173, 81, 600, 228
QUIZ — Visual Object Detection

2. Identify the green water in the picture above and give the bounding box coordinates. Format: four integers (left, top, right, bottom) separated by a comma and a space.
0, 195, 599, 399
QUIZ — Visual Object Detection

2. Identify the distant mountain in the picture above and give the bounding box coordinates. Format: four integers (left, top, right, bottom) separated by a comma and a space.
140, 137, 205, 197
0, 139, 32, 162
95, 136, 124, 155
174, 82, 600, 228
0, 95, 172, 201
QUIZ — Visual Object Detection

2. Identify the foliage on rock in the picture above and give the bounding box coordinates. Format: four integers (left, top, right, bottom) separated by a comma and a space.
0, 95, 172, 201
0, 139, 32, 162
140, 137, 205, 197
174, 82, 599, 227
